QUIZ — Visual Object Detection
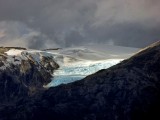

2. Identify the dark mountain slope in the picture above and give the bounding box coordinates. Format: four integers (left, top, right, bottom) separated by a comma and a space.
1, 41, 160, 120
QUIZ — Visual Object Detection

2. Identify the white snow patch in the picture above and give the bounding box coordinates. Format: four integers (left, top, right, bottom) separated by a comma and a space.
5, 49, 23, 56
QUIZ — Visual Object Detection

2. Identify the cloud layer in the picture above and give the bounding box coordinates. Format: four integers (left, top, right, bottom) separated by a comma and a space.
0, 0, 160, 48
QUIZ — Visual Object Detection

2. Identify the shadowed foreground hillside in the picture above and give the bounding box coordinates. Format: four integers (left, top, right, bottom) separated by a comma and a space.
0, 41, 160, 120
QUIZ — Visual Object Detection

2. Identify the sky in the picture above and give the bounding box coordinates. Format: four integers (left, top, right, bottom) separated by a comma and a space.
0, 0, 160, 49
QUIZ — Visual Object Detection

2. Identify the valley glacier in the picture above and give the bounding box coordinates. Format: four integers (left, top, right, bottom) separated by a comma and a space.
48, 59, 123, 86
46, 45, 139, 87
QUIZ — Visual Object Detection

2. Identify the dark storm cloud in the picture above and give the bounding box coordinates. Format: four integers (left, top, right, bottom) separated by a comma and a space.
0, 0, 160, 48
87, 23, 160, 47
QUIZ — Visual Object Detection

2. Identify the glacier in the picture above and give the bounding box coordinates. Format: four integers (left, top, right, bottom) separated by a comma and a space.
47, 59, 123, 87
46, 45, 139, 87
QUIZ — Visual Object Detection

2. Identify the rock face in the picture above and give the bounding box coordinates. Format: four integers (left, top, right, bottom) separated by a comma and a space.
0, 47, 59, 103
0, 41, 160, 120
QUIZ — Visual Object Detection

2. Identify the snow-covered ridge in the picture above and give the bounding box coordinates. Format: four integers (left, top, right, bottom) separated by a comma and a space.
0, 48, 58, 72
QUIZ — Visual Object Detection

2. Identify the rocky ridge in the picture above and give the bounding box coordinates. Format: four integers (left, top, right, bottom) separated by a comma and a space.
0, 47, 59, 103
